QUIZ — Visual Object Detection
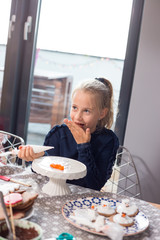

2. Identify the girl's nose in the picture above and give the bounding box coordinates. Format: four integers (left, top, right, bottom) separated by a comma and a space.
75, 111, 82, 120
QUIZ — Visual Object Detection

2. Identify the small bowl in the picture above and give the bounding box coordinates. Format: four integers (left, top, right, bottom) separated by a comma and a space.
0, 219, 43, 240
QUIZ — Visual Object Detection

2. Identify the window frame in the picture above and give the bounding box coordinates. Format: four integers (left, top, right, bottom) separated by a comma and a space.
115, 0, 144, 145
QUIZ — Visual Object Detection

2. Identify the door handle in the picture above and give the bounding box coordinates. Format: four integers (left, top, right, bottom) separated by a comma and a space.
24, 16, 32, 40
8, 15, 16, 39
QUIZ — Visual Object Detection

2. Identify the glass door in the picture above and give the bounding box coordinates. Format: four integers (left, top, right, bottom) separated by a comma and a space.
0, 0, 144, 146
0, 0, 41, 137
27, 0, 133, 145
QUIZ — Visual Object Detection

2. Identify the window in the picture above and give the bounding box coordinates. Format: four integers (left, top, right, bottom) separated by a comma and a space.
0, 0, 144, 145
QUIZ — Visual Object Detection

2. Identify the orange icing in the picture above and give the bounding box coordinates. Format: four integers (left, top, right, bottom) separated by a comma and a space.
122, 212, 126, 218
50, 163, 64, 170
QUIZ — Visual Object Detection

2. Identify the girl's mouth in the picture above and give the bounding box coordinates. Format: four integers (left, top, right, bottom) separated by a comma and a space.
75, 122, 85, 128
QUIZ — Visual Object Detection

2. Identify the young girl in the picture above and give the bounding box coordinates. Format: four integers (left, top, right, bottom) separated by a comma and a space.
18, 78, 119, 191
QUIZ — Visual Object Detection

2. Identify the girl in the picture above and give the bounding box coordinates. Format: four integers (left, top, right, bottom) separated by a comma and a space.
18, 78, 119, 191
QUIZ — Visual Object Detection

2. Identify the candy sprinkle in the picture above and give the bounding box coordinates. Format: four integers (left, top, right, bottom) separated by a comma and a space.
50, 163, 64, 170
122, 212, 126, 218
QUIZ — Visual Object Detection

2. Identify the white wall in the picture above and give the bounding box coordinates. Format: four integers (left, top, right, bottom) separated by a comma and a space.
124, 0, 160, 203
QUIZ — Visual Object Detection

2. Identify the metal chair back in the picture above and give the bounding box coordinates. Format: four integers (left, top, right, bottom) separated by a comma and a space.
102, 146, 142, 199
0, 130, 25, 167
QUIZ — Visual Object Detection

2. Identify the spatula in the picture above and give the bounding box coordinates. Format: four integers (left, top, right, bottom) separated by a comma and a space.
0, 175, 31, 187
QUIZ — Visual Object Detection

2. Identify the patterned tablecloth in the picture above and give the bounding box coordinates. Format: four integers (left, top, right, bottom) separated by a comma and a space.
0, 164, 160, 240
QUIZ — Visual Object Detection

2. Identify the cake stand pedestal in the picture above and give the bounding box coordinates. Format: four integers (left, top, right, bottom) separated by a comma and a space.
32, 156, 87, 196
42, 178, 71, 196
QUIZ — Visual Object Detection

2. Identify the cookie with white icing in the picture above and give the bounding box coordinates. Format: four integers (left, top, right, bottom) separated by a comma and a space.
4, 193, 23, 207
71, 209, 105, 232
13, 191, 38, 211
94, 215, 105, 232
116, 199, 139, 217
110, 212, 134, 227
73, 208, 98, 222
0, 183, 20, 196
97, 201, 116, 217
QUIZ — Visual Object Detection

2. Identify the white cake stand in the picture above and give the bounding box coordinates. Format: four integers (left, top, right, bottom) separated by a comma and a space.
32, 156, 87, 196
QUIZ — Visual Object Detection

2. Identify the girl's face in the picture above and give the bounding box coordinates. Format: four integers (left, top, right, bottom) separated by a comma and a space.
70, 90, 107, 133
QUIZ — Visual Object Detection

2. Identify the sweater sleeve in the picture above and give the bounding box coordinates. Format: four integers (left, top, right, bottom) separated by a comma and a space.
70, 133, 119, 191
43, 125, 61, 156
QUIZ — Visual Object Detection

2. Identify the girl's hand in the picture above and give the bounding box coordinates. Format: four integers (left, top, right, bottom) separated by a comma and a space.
64, 119, 91, 144
18, 145, 44, 162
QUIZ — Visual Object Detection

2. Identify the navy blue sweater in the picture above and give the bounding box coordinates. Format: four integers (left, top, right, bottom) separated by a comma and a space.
44, 124, 119, 191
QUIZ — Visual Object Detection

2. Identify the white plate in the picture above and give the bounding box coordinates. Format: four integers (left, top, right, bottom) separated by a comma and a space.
32, 156, 87, 180
62, 197, 149, 236
0, 207, 33, 225
32, 156, 87, 196
22, 207, 34, 220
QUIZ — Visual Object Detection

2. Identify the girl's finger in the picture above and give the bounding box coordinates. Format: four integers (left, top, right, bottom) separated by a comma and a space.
86, 128, 91, 142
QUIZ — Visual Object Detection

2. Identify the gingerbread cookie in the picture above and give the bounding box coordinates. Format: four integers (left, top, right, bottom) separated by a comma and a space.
116, 199, 139, 217
97, 202, 116, 217
14, 191, 38, 211
110, 212, 134, 227
0, 205, 10, 221
12, 211, 25, 219
0, 205, 25, 221
4, 193, 23, 207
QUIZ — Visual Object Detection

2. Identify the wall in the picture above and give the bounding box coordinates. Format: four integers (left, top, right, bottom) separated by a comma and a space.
124, 0, 160, 203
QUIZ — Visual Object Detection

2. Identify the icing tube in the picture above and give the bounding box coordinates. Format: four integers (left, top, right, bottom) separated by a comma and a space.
0, 145, 54, 157
26, 145, 54, 153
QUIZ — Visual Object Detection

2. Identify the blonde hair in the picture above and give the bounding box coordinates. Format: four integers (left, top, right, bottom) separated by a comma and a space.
72, 78, 114, 129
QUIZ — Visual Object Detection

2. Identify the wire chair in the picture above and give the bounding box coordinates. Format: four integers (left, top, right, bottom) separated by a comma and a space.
0, 130, 25, 167
102, 146, 142, 199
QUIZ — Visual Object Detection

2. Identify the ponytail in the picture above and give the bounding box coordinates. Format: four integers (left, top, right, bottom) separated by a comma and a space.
95, 78, 114, 129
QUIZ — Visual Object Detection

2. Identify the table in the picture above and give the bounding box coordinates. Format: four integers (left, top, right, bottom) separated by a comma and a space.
0, 164, 160, 240
148, 202, 160, 210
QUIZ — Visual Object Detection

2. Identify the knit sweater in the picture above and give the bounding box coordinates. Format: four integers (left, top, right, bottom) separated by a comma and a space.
44, 124, 119, 191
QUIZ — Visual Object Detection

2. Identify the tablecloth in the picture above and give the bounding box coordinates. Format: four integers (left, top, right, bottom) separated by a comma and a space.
0, 164, 160, 240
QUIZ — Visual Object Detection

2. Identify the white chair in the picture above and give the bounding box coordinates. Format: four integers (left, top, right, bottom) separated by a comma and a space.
0, 130, 25, 167
102, 146, 142, 199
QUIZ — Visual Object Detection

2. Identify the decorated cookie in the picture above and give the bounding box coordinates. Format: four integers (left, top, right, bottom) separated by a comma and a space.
14, 191, 38, 211
71, 210, 104, 231
94, 215, 105, 232
12, 211, 26, 219
4, 193, 23, 207
0, 191, 38, 221
97, 201, 116, 217
116, 199, 139, 217
110, 212, 134, 227
0, 183, 20, 196
73, 208, 98, 222
0, 205, 25, 221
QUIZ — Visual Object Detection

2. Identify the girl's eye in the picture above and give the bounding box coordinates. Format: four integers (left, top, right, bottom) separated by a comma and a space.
72, 106, 77, 110
84, 109, 90, 113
